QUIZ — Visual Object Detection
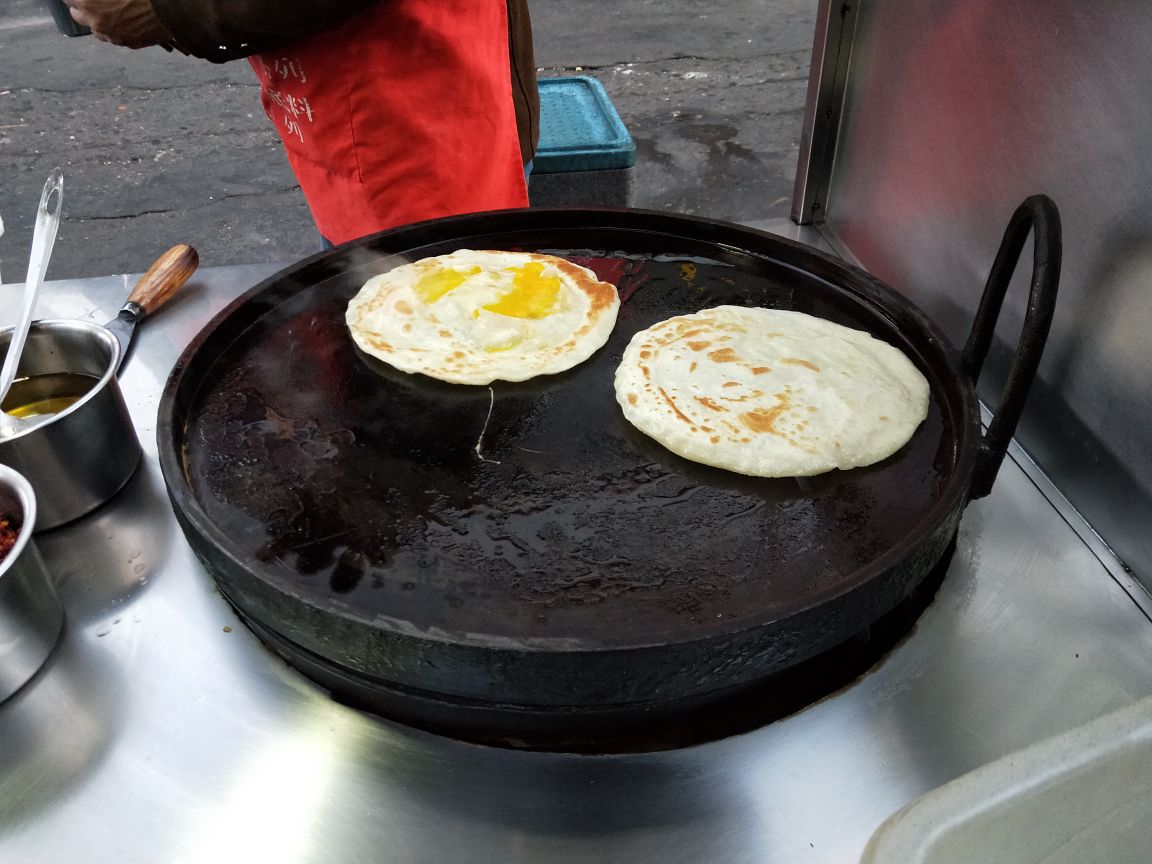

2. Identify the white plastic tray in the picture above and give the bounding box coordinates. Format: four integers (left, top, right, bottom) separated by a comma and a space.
861, 695, 1152, 863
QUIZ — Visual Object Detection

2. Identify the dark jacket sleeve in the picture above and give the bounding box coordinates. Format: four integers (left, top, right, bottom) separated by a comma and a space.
149, 0, 379, 62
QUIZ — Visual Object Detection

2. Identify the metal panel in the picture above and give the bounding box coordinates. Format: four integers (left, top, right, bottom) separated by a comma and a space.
804, 0, 1152, 586
790, 0, 859, 225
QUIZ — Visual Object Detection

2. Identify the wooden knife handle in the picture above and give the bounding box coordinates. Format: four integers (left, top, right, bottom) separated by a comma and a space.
125, 243, 199, 316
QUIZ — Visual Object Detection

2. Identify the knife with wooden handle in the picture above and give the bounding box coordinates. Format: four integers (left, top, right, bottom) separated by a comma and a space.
105, 243, 199, 373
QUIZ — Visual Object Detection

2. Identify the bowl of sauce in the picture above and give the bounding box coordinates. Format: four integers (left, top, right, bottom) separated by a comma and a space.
0, 320, 141, 530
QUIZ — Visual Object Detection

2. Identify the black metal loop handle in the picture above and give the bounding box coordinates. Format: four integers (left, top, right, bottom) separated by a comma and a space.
961, 195, 1061, 499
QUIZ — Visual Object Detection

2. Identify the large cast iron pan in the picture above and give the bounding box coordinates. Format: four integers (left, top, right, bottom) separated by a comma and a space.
157, 199, 1060, 731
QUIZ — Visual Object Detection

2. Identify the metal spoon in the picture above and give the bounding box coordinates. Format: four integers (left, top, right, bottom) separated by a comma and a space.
0, 169, 64, 440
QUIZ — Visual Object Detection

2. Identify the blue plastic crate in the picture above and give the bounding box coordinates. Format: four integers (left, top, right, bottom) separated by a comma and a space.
534, 76, 636, 174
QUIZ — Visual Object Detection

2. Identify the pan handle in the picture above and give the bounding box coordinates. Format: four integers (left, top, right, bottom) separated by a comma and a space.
960, 195, 1062, 500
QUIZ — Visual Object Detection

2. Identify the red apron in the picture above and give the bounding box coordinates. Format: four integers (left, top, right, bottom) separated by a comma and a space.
248, 0, 528, 244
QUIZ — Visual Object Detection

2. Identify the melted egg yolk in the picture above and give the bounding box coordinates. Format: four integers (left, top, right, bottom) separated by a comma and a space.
482, 262, 561, 319
415, 266, 481, 303
414, 260, 563, 327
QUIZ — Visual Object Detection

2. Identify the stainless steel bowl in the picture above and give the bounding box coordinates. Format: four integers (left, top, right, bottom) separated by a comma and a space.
0, 464, 65, 702
0, 320, 142, 531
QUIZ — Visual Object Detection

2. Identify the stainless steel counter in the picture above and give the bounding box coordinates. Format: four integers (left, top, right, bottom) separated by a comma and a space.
3, 260, 1152, 864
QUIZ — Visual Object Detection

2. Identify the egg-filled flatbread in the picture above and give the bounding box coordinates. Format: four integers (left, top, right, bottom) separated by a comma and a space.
614, 306, 930, 477
347, 250, 620, 385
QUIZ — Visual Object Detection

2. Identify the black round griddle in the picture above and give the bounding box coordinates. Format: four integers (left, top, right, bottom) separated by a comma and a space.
158, 202, 1060, 745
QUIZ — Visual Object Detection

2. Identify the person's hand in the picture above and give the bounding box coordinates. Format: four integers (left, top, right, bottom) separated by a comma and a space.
63, 0, 174, 49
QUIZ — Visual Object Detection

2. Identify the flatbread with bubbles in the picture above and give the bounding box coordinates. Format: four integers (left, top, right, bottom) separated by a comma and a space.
613, 305, 930, 477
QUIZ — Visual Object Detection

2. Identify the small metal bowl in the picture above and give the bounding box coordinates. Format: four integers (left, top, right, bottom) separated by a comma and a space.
0, 463, 65, 702
0, 320, 142, 531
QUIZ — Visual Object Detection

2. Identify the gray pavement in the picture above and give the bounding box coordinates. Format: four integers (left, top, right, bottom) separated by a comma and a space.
0, 0, 816, 283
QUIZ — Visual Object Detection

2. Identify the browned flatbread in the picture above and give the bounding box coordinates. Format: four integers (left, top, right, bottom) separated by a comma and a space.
614, 306, 930, 476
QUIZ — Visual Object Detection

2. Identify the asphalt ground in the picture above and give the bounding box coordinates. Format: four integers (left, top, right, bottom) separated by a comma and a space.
0, 0, 816, 283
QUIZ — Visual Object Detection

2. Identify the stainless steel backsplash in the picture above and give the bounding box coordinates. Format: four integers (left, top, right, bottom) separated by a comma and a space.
796, 0, 1152, 586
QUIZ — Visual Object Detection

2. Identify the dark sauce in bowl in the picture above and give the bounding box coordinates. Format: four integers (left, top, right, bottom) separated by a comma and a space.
0, 511, 19, 565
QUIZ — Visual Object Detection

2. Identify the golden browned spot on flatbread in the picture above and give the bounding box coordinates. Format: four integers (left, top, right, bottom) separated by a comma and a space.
721, 390, 763, 403
395, 300, 413, 315
639, 350, 652, 360
695, 396, 727, 412
687, 341, 711, 352
658, 387, 695, 426
689, 362, 697, 372
709, 348, 740, 363
722, 381, 740, 388
740, 393, 791, 436
545, 256, 618, 316
879, 416, 889, 421
658, 327, 705, 349
781, 357, 821, 372
710, 435, 720, 444
627, 393, 638, 406
438, 329, 452, 338
751, 366, 771, 375
402, 323, 412, 333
